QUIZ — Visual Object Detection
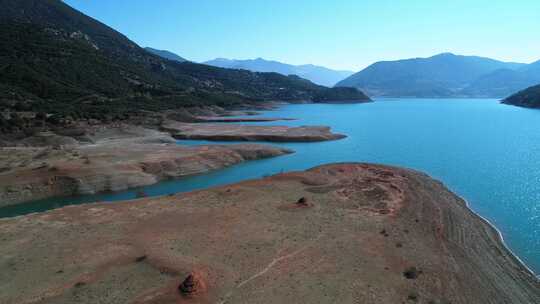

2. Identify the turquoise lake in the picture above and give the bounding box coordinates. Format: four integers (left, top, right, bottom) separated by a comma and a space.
1, 98, 539, 274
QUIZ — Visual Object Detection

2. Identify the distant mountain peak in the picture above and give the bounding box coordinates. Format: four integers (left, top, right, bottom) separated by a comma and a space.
432, 52, 457, 57
144, 47, 186, 62
336, 53, 534, 98
204, 57, 354, 87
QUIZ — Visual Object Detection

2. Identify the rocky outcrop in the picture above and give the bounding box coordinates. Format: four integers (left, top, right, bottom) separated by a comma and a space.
178, 271, 207, 297
0, 163, 538, 303
162, 121, 346, 142
0, 142, 292, 207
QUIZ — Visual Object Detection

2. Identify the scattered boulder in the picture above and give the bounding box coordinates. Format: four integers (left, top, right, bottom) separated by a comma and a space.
135, 255, 147, 262
403, 267, 421, 279
408, 291, 419, 302
296, 197, 309, 206
179, 275, 195, 294
178, 272, 206, 297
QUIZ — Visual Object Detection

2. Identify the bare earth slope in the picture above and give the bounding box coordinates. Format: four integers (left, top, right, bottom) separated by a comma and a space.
0, 139, 291, 207
1, 163, 538, 304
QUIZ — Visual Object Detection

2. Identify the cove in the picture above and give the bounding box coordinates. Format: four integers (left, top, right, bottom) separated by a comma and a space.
1, 98, 539, 274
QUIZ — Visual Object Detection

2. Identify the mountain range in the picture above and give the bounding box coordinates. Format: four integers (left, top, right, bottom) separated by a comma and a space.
336, 53, 540, 98
144, 47, 187, 62
204, 57, 354, 87
0, 0, 368, 121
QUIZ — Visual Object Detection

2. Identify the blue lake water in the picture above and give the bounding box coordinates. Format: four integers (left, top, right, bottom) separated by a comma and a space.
1, 98, 539, 274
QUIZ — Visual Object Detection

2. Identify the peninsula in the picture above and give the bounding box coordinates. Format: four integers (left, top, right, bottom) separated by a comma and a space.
1, 163, 538, 303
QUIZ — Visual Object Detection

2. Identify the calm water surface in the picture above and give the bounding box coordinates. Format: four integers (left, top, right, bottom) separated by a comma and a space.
2, 99, 539, 274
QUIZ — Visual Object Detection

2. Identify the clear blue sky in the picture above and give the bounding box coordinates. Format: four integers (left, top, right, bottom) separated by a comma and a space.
64, 0, 540, 71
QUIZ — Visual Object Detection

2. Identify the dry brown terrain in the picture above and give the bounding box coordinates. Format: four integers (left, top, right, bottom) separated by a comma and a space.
162, 121, 346, 142
0, 112, 349, 207
0, 126, 292, 207
194, 116, 295, 123
1, 163, 538, 304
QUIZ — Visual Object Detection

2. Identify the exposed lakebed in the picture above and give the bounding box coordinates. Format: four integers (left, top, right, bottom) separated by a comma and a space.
2, 98, 540, 274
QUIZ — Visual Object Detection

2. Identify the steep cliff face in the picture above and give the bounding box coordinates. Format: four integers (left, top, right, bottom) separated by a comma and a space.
1, 163, 538, 303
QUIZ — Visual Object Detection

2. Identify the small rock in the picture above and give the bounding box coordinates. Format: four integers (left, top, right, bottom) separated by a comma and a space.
179, 272, 204, 296
408, 291, 419, 301
403, 267, 421, 279
179, 275, 195, 294
136, 190, 148, 198
296, 197, 308, 206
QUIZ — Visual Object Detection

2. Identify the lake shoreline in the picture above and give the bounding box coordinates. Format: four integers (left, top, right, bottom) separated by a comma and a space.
447, 184, 537, 277
0, 102, 351, 210
1, 99, 539, 276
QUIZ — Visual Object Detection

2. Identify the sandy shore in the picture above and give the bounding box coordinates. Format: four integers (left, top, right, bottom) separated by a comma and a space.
1, 163, 538, 303
162, 121, 346, 142
194, 116, 296, 123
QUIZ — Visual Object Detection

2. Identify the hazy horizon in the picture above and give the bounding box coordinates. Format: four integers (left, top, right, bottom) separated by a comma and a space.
64, 0, 540, 70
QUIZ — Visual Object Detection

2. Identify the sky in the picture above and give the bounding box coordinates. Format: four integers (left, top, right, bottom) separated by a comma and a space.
64, 0, 540, 71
